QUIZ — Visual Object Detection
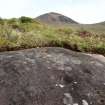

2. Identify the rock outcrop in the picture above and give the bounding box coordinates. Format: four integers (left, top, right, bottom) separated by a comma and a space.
0, 47, 105, 105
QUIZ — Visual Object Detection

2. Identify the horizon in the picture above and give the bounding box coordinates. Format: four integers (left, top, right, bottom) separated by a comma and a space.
0, 0, 105, 24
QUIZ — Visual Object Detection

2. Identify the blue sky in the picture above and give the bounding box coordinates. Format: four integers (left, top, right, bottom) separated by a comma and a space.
0, 0, 105, 24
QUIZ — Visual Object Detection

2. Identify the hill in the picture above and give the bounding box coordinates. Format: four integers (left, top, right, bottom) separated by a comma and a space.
36, 12, 78, 25
96, 21, 105, 25
0, 16, 105, 55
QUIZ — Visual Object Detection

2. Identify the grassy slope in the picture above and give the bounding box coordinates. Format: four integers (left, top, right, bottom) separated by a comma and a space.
0, 17, 105, 55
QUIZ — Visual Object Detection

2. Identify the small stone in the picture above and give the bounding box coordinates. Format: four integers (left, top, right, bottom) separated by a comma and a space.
74, 82, 78, 84
48, 66, 51, 69
82, 100, 88, 105
55, 84, 65, 88
73, 103, 78, 105
59, 84, 65, 88
63, 93, 73, 105
47, 54, 52, 57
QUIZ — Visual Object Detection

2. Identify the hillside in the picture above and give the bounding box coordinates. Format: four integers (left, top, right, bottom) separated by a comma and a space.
95, 21, 105, 25
0, 15, 105, 55
36, 12, 78, 25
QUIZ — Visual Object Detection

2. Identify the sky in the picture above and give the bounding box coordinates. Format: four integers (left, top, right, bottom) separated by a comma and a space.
0, 0, 105, 24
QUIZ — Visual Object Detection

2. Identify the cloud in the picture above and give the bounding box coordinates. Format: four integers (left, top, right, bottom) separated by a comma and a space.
0, 0, 33, 18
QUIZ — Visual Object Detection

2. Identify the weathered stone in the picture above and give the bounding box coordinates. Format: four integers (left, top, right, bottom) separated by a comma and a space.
0, 47, 105, 105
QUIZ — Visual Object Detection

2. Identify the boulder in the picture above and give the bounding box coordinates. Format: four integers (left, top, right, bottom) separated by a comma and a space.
0, 47, 105, 105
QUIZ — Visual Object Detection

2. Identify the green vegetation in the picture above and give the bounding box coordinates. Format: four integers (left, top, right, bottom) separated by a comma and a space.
0, 17, 105, 55
19, 16, 34, 23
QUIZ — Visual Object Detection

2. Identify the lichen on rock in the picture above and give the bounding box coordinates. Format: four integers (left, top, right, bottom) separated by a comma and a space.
0, 47, 105, 105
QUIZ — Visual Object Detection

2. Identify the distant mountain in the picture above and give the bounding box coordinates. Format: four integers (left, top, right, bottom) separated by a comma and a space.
90, 21, 105, 25
36, 12, 78, 25
96, 21, 105, 25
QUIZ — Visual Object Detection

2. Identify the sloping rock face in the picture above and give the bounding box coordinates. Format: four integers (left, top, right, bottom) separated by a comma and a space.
0, 47, 105, 105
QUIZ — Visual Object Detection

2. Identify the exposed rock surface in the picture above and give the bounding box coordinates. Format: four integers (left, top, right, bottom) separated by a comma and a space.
0, 47, 105, 105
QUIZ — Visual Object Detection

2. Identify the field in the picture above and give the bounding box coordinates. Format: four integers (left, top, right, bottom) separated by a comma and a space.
0, 17, 105, 55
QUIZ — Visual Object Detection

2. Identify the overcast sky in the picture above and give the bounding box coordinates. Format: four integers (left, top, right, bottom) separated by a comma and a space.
0, 0, 105, 24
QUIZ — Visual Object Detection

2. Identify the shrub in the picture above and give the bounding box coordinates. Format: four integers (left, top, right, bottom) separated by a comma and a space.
18, 32, 47, 47
0, 24, 12, 40
0, 17, 4, 25
19, 16, 33, 23
77, 28, 91, 37
56, 28, 73, 35
7, 18, 18, 24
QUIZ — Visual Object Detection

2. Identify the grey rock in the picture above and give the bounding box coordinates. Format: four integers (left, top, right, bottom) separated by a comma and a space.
63, 93, 73, 105
0, 47, 105, 105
